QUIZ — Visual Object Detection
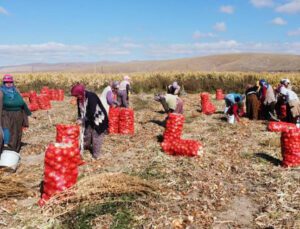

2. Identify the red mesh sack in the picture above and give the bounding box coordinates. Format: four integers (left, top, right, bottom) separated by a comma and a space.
56, 124, 80, 148
21, 92, 30, 98
216, 89, 225, 100
163, 113, 184, 142
29, 91, 38, 104
28, 103, 39, 112
37, 94, 51, 110
281, 129, 300, 167
200, 93, 216, 115
161, 139, 203, 157
119, 108, 134, 135
57, 89, 64, 101
109, 107, 120, 134
39, 143, 80, 206
268, 121, 296, 132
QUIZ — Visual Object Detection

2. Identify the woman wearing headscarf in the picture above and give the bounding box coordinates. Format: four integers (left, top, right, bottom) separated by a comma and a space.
167, 81, 181, 95
154, 93, 184, 114
118, 75, 131, 107
259, 79, 277, 120
224, 93, 245, 122
245, 84, 260, 120
279, 87, 300, 123
71, 83, 108, 159
99, 81, 120, 113
0, 74, 31, 152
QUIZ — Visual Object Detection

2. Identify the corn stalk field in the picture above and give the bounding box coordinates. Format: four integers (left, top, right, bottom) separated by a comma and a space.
0, 72, 299, 228
13, 71, 300, 94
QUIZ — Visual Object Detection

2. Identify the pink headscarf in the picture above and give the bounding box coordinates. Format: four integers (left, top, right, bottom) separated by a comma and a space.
71, 84, 85, 103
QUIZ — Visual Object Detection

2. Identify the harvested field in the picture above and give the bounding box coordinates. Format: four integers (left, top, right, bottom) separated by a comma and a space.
0, 93, 299, 228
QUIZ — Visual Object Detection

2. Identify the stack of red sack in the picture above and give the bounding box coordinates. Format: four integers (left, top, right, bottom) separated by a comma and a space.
28, 90, 39, 112
38, 143, 81, 206
108, 107, 120, 134
200, 93, 216, 115
268, 121, 296, 132
56, 124, 80, 148
160, 113, 203, 157
108, 108, 134, 135
281, 129, 300, 167
163, 113, 184, 142
57, 89, 64, 101
216, 89, 225, 100
119, 108, 134, 134
37, 94, 51, 110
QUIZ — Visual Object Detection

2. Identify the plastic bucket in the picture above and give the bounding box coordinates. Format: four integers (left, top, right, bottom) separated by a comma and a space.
227, 115, 235, 124
0, 150, 20, 171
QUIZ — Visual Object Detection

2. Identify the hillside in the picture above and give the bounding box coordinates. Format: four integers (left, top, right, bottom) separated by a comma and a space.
1, 53, 300, 73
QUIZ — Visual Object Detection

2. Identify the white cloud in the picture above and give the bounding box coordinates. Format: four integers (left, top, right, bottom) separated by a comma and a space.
193, 31, 215, 39
146, 40, 300, 58
213, 22, 227, 32
288, 28, 300, 36
220, 5, 234, 14
276, 0, 300, 14
250, 0, 274, 8
0, 6, 8, 15
0, 42, 141, 65
271, 17, 287, 25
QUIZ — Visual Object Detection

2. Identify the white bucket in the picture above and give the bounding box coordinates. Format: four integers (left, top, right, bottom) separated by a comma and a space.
227, 115, 235, 124
0, 150, 20, 171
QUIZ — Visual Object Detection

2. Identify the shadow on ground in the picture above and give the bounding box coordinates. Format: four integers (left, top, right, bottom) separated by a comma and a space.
255, 152, 282, 166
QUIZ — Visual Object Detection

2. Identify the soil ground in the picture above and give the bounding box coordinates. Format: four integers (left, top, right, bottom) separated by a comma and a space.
0, 94, 299, 228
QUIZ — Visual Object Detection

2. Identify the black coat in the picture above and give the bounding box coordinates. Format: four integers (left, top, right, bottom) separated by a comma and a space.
77, 91, 108, 134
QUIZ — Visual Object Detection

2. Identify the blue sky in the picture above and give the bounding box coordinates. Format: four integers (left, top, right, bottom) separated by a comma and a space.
0, 0, 300, 66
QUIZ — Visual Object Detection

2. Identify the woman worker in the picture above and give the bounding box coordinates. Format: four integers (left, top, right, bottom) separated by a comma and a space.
0, 74, 31, 152
154, 93, 183, 114
224, 93, 245, 122
71, 83, 108, 159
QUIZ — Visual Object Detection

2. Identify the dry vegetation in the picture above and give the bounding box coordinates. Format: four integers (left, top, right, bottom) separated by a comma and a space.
13, 71, 300, 94
0, 73, 299, 228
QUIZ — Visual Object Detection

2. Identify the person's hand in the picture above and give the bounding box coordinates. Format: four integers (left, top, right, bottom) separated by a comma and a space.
76, 119, 83, 125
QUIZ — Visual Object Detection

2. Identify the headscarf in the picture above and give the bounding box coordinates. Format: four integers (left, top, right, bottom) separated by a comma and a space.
111, 81, 119, 89
1, 74, 17, 100
259, 79, 269, 89
172, 81, 179, 88
123, 75, 130, 81
71, 84, 85, 103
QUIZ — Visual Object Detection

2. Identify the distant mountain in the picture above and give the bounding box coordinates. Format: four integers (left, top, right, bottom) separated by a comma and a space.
1, 53, 300, 73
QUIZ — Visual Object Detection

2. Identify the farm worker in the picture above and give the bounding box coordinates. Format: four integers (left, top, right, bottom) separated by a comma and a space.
0, 74, 31, 152
154, 93, 183, 114
279, 87, 300, 123
224, 93, 245, 122
118, 75, 131, 107
100, 81, 120, 113
245, 84, 260, 120
275, 79, 290, 120
71, 83, 108, 159
258, 79, 277, 120
280, 78, 291, 89
167, 81, 181, 95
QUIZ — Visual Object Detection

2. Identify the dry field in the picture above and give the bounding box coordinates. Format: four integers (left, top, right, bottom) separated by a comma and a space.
0, 93, 299, 228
